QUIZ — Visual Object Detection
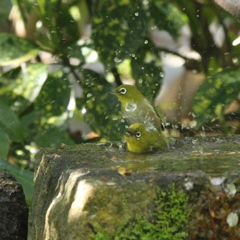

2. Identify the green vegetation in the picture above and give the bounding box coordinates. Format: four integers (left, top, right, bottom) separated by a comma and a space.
91, 185, 189, 240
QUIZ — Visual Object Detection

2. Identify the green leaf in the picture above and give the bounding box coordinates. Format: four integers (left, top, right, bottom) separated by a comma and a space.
0, 33, 39, 66
80, 69, 126, 140
67, 42, 91, 62
0, 67, 31, 113
149, 1, 186, 38
0, 160, 33, 204
0, 128, 10, 159
92, 0, 147, 68
35, 70, 71, 118
0, 0, 12, 24
131, 40, 163, 102
35, 127, 74, 148
193, 68, 240, 126
12, 63, 48, 102
0, 102, 23, 141
20, 111, 42, 138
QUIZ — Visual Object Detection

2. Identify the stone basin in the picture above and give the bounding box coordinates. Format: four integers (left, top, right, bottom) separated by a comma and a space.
118, 135, 240, 177
28, 135, 240, 240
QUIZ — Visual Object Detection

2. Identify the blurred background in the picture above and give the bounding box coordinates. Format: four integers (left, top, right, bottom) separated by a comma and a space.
0, 0, 240, 173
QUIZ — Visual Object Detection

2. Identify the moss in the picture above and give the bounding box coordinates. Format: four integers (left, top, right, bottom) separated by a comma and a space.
90, 184, 190, 240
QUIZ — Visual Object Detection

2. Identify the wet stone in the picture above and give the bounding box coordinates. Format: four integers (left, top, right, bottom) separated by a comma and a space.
28, 136, 240, 240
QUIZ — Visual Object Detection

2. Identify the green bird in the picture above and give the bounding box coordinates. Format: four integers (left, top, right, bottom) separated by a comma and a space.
124, 123, 168, 153
110, 84, 164, 132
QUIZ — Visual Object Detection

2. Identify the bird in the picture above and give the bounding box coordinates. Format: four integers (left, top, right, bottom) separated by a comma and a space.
124, 123, 168, 153
110, 84, 164, 132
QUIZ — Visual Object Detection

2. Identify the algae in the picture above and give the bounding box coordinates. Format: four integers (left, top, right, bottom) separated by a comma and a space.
91, 184, 189, 240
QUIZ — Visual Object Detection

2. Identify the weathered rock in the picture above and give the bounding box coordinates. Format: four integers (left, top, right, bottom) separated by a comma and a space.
28, 137, 240, 240
0, 169, 28, 240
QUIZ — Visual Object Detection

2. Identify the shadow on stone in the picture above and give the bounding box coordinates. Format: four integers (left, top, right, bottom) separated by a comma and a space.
0, 170, 28, 240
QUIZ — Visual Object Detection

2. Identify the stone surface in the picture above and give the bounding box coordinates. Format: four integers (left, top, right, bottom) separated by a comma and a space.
0, 169, 28, 240
28, 137, 240, 240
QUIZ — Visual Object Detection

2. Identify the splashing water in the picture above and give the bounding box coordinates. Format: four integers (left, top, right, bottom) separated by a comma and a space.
125, 102, 137, 112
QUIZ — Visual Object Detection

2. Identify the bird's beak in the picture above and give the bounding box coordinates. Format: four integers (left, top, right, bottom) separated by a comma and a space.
125, 129, 135, 137
107, 91, 116, 96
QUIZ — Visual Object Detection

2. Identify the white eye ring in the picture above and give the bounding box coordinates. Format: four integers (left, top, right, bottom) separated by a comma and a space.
135, 132, 141, 138
119, 87, 127, 95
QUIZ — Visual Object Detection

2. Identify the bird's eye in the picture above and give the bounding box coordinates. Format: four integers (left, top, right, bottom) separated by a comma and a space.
119, 87, 127, 95
135, 132, 141, 138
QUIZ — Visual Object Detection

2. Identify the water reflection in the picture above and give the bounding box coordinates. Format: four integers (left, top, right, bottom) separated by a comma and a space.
112, 136, 240, 177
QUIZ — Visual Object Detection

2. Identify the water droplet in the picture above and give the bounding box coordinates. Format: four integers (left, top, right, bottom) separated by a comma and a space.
200, 126, 206, 137
81, 108, 87, 114
144, 40, 148, 44
198, 146, 203, 154
184, 181, 193, 190
227, 212, 238, 227
161, 52, 166, 59
192, 139, 198, 144
143, 0, 149, 5
210, 177, 225, 186
36, 21, 42, 28
151, 26, 156, 30
125, 102, 137, 112
114, 57, 122, 63
225, 183, 236, 198
135, 12, 139, 16
138, 79, 143, 84
131, 54, 135, 58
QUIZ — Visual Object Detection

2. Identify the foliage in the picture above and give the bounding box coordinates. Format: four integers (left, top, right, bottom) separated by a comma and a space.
80, 70, 126, 138
91, 185, 189, 240
194, 69, 240, 130
0, 0, 239, 165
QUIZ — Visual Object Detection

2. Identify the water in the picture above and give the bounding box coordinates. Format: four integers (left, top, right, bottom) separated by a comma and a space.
113, 136, 240, 177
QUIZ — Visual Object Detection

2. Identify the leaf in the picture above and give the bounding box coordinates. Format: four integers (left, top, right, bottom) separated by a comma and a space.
0, 33, 39, 66
0, 160, 33, 204
33, 70, 72, 143
92, 0, 147, 68
0, 102, 23, 141
131, 40, 163, 102
79, 69, 126, 140
20, 111, 42, 137
67, 43, 86, 61
0, 0, 12, 24
35, 127, 74, 148
149, 1, 186, 39
12, 63, 48, 102
0, 128, 10, 159
0, 67, 32, 113
193, 68, 240, 126
35, 70, 71, 118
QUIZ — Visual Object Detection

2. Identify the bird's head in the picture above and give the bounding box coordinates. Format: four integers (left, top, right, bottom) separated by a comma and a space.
109, 84, 145, 105
124, 123, 147, 141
